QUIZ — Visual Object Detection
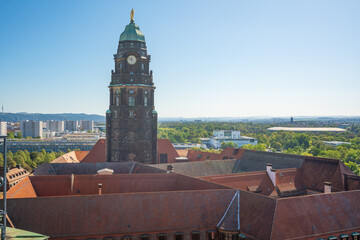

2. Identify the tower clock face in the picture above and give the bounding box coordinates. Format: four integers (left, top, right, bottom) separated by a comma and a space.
127, 55, 137, 65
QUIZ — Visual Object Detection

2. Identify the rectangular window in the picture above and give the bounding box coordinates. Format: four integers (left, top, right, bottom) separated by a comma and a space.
144, 96, 148, 106
141, 63, 145, 70
129, 96, 135, 106
158, 234, 167, 240
120, 63, 122, 69
191, 232, 200, 240
116, 96, 120, 106
174, 233, 183, 240
140, 235, 150, 240
207, 231, 216, 240
159, 154, 168, 163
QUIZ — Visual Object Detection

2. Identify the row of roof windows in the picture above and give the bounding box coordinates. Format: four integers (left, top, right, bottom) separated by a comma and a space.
317, 232, 359, 240
9, 170, 28, 179
82, 231, 218, 240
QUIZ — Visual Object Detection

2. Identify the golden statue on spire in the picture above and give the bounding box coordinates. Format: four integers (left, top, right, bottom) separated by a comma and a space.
130, 8, 135, 22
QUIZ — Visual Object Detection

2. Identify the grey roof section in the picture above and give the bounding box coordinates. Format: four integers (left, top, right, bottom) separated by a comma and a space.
152, 151, 305, 177
152, 159, 238, 177
217, 190, 240, 231
233, 150, 304, 173
34, 162, 166, 176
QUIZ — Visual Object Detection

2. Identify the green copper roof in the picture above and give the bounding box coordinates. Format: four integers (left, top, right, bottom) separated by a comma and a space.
6, 227, 49, 239
106, 109, 111, 114
119, 21, 145, 42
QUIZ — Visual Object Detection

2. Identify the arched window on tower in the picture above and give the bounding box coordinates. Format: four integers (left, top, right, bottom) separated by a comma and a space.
128, 96, 135, 106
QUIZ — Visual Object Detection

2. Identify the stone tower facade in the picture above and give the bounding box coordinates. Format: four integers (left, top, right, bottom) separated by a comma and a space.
106, 17, 157, 164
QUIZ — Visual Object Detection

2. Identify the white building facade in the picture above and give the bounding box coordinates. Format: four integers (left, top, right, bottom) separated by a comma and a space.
0, 121, 7, 136
20, 121, 43, 138
201, 130, 258, 149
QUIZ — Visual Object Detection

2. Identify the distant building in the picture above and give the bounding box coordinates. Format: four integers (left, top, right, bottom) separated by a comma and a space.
80, 120, 94, 132
0, 121, 7, 136
324, 141, 351, 147
47, 120, 64, 132
20, 121, 43, 138
290, 117, 294, 123
201, 130, 257, 149
267, 127, 347, 132
65, 120, 79, 132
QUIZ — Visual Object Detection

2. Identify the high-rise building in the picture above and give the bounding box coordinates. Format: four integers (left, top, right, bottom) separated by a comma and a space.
106, 12, 157, 164
65, 120, 79, 132
79, 120, 94, 132
0, 121, 7, 136
47, 120, 64, 132
20, 121, 43, 138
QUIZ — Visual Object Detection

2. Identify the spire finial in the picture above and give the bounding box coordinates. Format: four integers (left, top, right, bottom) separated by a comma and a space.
130, 8, 135, 23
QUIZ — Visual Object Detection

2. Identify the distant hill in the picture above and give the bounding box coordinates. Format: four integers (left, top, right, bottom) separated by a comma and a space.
0, 112, 105, 122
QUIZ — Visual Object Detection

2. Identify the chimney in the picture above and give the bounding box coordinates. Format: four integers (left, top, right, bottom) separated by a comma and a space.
324, 182, 332, 194
70, 174, 74, 191
98, 183, 102, 195
167, 164, 174, 173
266, 163, 276, 186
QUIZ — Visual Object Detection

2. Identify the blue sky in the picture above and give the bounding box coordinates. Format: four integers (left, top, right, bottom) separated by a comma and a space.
0, 0, 359, 118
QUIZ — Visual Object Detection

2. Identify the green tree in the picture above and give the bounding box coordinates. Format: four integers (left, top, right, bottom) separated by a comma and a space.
221, 141, 238, 149
16, 131, 22, 139
7, 132, 15, 139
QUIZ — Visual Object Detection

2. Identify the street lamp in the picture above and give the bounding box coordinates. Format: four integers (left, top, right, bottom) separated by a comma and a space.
0, 135, 7, 240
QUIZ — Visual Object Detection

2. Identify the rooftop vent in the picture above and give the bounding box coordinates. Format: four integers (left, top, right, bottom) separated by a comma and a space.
98, 183, 102, 195
167, 164, 174, 173
324, 182, 332, 194
97, 168, 114, 175
266, 163, 276, 186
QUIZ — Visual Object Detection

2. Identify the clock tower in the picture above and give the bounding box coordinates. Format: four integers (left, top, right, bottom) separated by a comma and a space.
106, 10, 158, 164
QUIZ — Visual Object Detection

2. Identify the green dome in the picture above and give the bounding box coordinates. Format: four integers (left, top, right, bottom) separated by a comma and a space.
119, 21, 145, 42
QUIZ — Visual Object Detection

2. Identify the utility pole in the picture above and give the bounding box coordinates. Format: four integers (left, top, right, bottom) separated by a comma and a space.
0, 135, 7, 240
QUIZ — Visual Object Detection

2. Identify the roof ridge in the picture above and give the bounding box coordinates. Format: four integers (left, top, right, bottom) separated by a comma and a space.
269, 199, 278, 240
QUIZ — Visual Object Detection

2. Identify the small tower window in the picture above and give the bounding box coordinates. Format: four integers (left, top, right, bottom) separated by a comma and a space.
129, 110, 134, 118
144, 96, 148, 106
116, 97, 119, 106
129, 90, 134, 94
119, 63, 122, 69
130, 43, 134, 48
113, 110, 117, 118
130, 72, 134, 75
128, 96, 135, 106
141, 64, 145, 70
130, 78, 134, 82
144, 90, 148, 94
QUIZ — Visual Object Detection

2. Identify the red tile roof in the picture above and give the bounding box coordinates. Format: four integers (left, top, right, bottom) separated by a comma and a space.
6, 176, 36, 199
81, 139, 106, 163
200, 171, 274, 196
157, 139, 179, 163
